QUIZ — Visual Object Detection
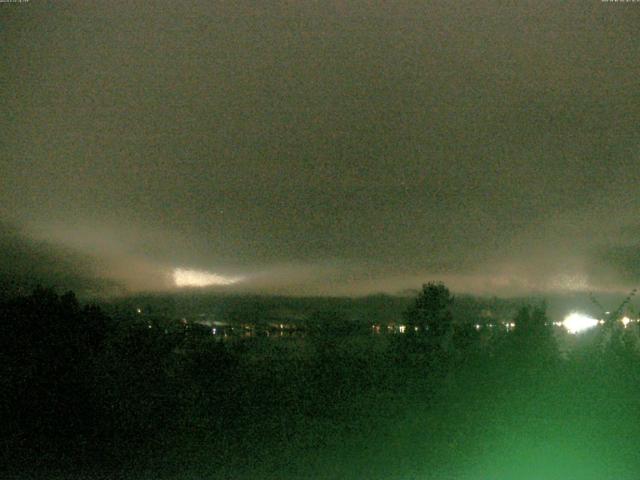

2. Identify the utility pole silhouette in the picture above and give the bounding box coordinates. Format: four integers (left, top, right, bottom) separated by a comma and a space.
589, 289, 637, 324
589, 289, 637, 352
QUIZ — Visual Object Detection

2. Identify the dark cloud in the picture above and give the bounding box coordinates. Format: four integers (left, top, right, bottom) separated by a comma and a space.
2, 1, 639, 295
591, 241, 640, 285
0, 222, 121, 298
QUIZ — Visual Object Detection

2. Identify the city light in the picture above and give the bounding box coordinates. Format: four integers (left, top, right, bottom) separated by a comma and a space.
562, 312, 599, 334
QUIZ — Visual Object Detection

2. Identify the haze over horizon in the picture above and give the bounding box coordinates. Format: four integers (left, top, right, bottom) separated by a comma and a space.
2, 1, 640, 297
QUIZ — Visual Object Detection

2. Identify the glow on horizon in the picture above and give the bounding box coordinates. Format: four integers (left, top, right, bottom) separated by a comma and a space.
173, 268, 244, 287
562, 312, 599, 335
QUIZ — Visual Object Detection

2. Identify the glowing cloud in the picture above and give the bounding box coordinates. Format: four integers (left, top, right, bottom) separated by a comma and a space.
173, 268, 243, 287
562, 312, 599, 335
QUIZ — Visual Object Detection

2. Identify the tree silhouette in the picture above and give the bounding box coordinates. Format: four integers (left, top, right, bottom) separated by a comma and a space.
404, 282, 454, 339
0, 287, 110, 454
508, 303, 557, 365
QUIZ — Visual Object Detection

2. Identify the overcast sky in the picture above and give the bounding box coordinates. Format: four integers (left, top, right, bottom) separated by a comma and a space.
2, 1, 640, 296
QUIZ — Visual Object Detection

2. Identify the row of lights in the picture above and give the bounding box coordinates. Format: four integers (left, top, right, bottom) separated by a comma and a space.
374, 322, 520, 334
151, 308, 636, 337
373, 316, 638, 336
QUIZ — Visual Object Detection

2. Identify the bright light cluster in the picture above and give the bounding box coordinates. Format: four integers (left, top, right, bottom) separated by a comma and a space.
173, 268, 243, 287
562, 312, 599, 334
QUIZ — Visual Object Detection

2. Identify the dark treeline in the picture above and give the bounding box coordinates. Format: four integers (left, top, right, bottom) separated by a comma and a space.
3, 283, 640, 479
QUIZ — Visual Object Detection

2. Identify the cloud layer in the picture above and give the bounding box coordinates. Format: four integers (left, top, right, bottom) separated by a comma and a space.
2, 1, 639, 296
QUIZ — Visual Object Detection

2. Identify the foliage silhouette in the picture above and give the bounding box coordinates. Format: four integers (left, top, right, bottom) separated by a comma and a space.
3, 285, 640, 479
404, 282, 453, 335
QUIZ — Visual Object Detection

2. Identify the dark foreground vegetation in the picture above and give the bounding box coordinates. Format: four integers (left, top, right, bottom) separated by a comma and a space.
2, 284, 640, 479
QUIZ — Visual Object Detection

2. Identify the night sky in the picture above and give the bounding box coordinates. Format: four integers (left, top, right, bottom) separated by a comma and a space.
2, 1, 640, 296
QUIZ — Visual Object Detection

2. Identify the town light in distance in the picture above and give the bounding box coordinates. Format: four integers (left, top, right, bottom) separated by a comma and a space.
173, 268, 244, 287
562, 312, 599, 335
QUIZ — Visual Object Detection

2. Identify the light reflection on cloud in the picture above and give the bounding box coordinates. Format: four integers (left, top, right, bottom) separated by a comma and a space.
173, 268, 244, 287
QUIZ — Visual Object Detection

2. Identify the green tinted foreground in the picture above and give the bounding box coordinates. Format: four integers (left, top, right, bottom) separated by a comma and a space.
138, 354, 640, 480
4, 292, 640, 480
